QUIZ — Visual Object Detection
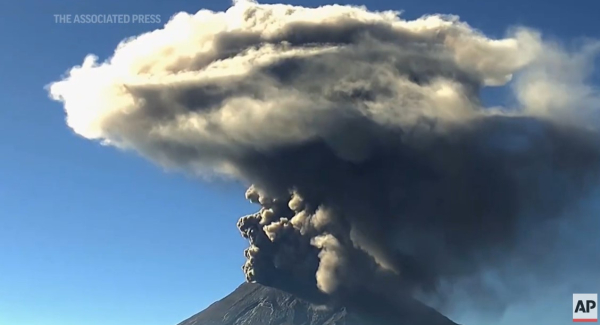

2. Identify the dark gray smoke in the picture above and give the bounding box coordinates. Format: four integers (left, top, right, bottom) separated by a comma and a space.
235, 117, 600, 299
47, 0, 600, 316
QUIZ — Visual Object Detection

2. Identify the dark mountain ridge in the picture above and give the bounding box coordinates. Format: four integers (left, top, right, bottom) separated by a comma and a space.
177, 282, 460, 325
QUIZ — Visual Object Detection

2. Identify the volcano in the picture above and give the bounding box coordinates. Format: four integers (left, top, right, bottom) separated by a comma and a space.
176, 282, 460, 325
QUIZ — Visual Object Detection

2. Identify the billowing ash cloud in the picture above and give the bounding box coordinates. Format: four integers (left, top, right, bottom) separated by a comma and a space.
47, 0, 600, 314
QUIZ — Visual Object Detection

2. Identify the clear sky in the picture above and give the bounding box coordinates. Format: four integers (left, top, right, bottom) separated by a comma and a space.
0, 1, 598, 325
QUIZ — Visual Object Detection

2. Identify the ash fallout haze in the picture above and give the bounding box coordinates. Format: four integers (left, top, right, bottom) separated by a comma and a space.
1, 0, 600, 324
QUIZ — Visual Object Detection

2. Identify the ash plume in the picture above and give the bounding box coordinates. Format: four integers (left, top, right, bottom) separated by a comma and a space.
47, 0, 600, 316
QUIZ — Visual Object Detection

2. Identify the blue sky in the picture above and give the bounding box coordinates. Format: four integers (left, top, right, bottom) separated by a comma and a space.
0, 1, 598, 325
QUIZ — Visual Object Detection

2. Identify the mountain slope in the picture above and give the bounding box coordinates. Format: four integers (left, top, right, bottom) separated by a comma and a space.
177, 283, 460, 325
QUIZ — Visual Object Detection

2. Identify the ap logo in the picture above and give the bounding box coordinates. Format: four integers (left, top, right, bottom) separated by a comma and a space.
574, 294, 598, 322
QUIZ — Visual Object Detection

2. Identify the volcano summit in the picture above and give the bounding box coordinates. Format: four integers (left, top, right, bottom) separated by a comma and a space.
177, 282, 460, 325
